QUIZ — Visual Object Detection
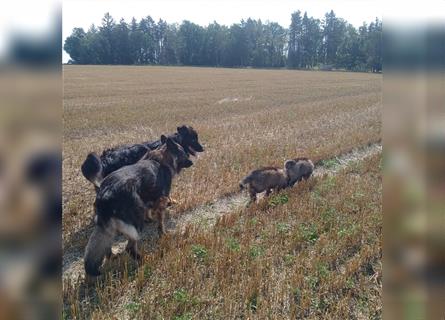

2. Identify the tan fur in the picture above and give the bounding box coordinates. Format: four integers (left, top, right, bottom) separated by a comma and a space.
152, 196, 170, 234
144, 197, 176, 223
144, 145, 177, 175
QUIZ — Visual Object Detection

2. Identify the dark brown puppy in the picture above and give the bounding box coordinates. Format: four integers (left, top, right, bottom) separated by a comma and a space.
287, 158, 314, 187
240, 160, 297, 203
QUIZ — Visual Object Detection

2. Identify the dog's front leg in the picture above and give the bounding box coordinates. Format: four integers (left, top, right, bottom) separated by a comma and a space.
154, 196, 169, 235
248, 187, 257, 205
144, 207, 154, 222
143, 201, 155, 223
125, 239, 142, 261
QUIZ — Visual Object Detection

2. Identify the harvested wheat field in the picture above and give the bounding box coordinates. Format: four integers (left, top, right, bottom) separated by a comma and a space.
63, 65, 381, 319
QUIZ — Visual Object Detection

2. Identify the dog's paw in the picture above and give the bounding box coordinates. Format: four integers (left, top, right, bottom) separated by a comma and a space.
158, 228, 174, 238
167, 197, 178, 206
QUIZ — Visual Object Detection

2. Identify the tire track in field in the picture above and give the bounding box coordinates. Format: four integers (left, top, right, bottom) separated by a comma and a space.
175, 142, 381, 229
63, 142, 381, 282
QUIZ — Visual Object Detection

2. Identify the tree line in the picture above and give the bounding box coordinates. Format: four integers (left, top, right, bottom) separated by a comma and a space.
64, 10, 382, 72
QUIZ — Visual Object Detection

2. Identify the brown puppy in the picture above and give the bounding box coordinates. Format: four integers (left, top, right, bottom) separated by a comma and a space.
287, 158, 314, 187
240, 160, 296, 203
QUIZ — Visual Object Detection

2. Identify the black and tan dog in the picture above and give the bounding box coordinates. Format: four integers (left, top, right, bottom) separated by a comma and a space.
81, 125, 204, 190
84, 136, 192, 276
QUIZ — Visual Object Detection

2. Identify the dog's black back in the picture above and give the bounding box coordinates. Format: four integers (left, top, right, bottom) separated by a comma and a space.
81, 125, 204, 188
100, 144, 149, 177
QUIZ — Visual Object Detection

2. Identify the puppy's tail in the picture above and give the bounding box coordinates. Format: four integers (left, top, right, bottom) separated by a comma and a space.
81, 152, 103, 190
239, 176, 252, 190
84, 223, 114, 277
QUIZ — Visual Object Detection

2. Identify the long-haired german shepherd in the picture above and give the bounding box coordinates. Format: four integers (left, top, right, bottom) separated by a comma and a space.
81, 125, 204, 190
84, 135, 193, 276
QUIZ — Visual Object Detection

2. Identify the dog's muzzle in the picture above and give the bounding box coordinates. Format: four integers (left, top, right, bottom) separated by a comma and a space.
188, 144, 204, 156
182, 159, 193, 168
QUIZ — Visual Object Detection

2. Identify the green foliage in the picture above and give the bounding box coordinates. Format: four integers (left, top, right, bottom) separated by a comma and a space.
64, 12, 382, 72
337, 224, 358, 238
173, 289, 189, 303
321, 207, 336, 222
316, 262, 330, 279
320, 158, 340, 169
247, 291, 259, 312
191, 244, 208, 261
299, 224, 319, 244
173, 313, 192, 320
268, 194, 289, 207
293, 288, 301, 304
249, 217, 258, 226
305, 275, 319, 290
284, 254, 295, 266
226, 237, 240, 252
276, 222, 291, 234
249, 245, 264, 258
143, 265, 152, 279
124, 301, 140, 314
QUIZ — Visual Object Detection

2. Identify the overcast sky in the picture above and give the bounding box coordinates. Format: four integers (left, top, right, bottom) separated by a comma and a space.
62, 0, 384, 63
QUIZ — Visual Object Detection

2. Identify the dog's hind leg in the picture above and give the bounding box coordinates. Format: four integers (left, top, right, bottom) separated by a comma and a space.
125, 240, 142, 261
112, 218, 141, 259
153, 196, 170, 235
84, 223, 116, 277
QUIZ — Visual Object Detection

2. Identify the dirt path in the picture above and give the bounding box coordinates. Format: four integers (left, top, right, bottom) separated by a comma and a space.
63, 142, 381, 282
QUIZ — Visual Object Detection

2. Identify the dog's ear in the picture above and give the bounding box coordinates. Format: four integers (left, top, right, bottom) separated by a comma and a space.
166, 138, 178, 151
177, 125, 188, 135
160, 135, 167, 144
285, 160, 297, 170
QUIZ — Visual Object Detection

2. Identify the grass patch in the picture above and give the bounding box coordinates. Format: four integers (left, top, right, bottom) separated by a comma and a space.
124, 302, 140, 315
226, 237, 241, 252
249, 245, 264, 259
268, 194, 289, 207
191, 244, 208, 262
320, 158, 340, 169
299, 223, 319, 244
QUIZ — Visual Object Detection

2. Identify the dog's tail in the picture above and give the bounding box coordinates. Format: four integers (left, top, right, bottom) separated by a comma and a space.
84, 223, 115, 277
81, 152, 103, 190
239, 175, 252, 190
